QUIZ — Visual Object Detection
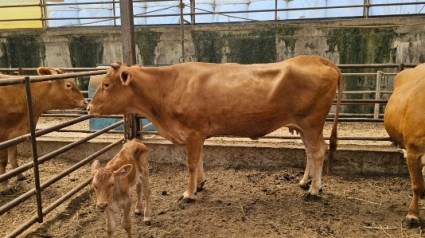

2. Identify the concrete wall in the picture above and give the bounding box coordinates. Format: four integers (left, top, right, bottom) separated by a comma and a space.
1, 16, 425, 69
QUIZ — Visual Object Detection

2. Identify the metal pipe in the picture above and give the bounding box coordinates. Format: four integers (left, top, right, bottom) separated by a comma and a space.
0, 137, 123, 217
0, 70, 107, 86
0, 120, 123, 184
5, 178, 92, 238
0, 115, 92, 150
24, 76, 43, 223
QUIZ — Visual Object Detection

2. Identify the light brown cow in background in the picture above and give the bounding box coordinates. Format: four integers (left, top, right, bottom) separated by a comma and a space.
91, 139, 151, 238
0, 69, 87, 192
87, 55, 343, 203
384, 63, 425, 228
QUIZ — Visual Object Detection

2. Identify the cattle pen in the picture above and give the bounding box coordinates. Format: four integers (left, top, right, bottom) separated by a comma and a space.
0, 64, 420, 237
1, 0, 425, 237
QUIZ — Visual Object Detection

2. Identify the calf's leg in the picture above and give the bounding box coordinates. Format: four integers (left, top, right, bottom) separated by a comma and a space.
404, 150, 424, 228
122, 199, 132, 238
196, 147, 206, 192
105, 208, 116, 238
136, 168, 151, 225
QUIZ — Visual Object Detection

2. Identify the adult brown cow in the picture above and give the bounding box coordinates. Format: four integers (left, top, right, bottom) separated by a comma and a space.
0, 68, 87, 191
87, 55, 343, 202
384, 64, 425, 228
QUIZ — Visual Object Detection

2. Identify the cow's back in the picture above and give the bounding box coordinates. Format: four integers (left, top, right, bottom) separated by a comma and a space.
384, 64, 425, 148
167, 55, 340, 138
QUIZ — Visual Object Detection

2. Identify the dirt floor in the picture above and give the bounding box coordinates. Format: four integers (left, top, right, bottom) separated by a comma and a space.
1, 120, 424, 238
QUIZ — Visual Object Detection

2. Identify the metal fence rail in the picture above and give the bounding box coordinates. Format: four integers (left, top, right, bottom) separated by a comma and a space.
0, 0, 424, 27
0, 70, 127, 237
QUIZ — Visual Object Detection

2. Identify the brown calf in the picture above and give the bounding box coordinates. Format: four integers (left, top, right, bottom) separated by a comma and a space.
91, 139, 151, 238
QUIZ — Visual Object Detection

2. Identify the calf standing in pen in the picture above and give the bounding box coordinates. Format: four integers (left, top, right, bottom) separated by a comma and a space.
91, 139, 151, 238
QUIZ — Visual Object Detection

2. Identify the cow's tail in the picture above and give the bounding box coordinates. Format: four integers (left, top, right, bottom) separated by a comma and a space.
326, 69, 343, 176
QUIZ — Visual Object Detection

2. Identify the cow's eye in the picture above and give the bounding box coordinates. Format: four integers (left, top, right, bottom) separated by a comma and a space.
104, 82, 110, 89
65, 83, 72, 89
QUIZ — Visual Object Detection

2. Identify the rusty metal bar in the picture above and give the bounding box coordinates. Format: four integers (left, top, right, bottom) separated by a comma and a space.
0, 120, 123, 185
0, 139, 123, 218
180, 0, 185, 63
0, 70, 107, 86
24, 76, 43, 223
0, 115, 92, 150
5, 178, 92, 238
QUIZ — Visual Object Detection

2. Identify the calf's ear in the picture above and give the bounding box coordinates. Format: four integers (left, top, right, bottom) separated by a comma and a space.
114, 164, 133, 177
120, 70, 132, 86
91, 160, 101, 175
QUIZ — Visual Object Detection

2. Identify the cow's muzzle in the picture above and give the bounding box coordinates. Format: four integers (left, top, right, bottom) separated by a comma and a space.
96, 202, 108, 211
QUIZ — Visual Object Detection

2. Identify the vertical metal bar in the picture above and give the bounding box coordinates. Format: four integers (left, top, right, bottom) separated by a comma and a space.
374, 71, 382, 119
119, 0, 138, 139
274, 0, 278, 21
180, 0, 185, 63
364, 0, 370, 18
119, 0, 136, 65
190, 0, 195, 24
40, 0, 47, 27
24, 76, 43, 223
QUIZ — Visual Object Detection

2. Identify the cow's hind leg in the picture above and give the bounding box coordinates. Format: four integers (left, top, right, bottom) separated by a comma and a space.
404, 150, 424, 228
179, 134, 205, 204
300, 131, 326, 201
8, 146, 25, 181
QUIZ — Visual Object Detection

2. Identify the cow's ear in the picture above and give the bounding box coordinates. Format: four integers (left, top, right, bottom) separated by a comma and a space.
37, 67, 54, 75
120, 70, 132, 86
91, 160, 101, 175
114, 164, 133, 177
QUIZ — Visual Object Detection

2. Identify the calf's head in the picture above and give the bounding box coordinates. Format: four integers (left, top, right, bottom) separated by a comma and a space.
87, 61, 138, 115
91, 160, 133, 211
37, 67, 87, 109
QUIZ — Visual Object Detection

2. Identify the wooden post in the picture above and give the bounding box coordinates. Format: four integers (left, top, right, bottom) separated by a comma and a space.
373, 71, 382, 119
119, 0, 139, 139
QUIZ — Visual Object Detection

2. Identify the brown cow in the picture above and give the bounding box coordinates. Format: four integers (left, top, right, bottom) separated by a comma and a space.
91, 139, 151, 238
87, 55, 343, 202
0, 69, 87, 191
384, 64, 425, 228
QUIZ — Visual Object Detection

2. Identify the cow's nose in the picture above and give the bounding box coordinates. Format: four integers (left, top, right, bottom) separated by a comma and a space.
83, 99, 89, 105
86, 104, 91, 112
97, 202, 107, 210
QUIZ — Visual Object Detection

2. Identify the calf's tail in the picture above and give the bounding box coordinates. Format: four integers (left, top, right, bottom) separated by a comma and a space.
326, 70, 343, 175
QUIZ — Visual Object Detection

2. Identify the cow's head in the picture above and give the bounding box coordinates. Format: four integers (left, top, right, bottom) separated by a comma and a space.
91, 160, 133, 211
87, 61, 135, 115
37, 67, 87, 109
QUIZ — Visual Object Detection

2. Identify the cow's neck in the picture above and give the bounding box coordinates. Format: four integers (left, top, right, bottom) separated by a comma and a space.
29, 81, 55, 118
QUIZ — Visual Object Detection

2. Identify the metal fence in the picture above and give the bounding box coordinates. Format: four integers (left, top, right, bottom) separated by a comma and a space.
0, 0, 424, 28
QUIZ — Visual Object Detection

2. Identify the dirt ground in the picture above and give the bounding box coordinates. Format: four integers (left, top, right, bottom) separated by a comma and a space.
1, 120, 424, 238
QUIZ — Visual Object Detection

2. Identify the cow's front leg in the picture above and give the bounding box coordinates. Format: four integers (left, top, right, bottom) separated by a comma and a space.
196, 146, 207, 192
180, 134, 205, 203
0, 149, 9, 191
8, 146, 25, 181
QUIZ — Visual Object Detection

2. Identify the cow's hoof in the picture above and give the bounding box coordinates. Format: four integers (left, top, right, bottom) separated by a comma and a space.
17, 175, 26, 181
144, 220, 152, 226
403, 217, 421, 228
197, 180, 207, 192
299, 180, 312, 190
177, 196, 196, 209
303, 192, 321, 202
